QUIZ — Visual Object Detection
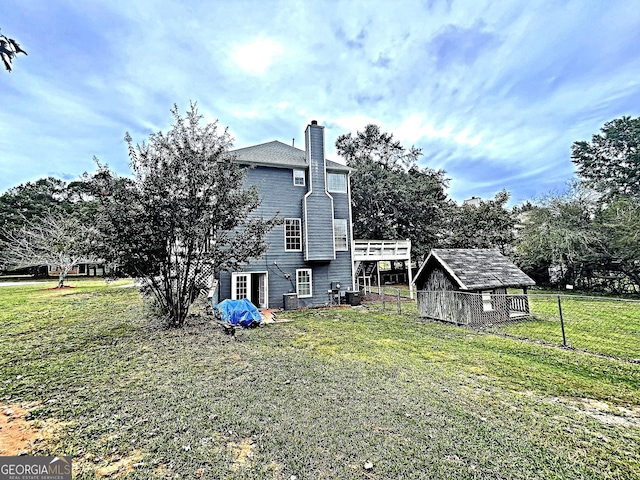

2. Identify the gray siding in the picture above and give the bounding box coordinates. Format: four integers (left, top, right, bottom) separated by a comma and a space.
218, 161, 354, 309
303, 123, 335, 261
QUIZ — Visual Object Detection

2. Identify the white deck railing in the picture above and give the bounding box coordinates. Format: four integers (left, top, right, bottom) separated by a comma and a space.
352, 239, 413, 299
352, 239, 411, 261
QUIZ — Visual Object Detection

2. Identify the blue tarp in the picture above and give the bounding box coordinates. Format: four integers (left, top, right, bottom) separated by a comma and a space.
215, 298, 262, 327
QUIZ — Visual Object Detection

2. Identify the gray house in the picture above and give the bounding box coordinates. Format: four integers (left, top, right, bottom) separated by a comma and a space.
216, 120, 355, 309
413, 249, 535, 325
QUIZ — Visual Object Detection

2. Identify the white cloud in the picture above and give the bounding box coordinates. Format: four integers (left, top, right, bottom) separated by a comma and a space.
230, 37, 284, 76
2, 0, 640, 203
394, 115, 482, 148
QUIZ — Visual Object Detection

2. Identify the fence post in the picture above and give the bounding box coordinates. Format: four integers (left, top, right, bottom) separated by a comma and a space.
397, 288, 401, 315
558, 295, 567, 347
381, 287, 386, 310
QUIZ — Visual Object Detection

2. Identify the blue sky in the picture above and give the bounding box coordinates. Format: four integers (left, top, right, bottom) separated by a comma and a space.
2, 0, 640, 204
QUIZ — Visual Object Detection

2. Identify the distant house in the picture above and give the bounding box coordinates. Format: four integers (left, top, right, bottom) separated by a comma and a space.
214, 120, 355, 309
47, 262, 108, 277
462, 196, 482, 207
413, 249, 535, 325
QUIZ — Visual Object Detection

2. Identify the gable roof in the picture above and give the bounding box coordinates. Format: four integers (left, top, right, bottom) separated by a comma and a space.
232, 140, 350, 171
233, 141, 306, 168
414, 248, 535, 290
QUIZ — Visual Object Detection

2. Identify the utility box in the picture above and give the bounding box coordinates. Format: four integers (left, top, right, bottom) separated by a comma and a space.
345, 290, 361, 306
283, 293, 298, 310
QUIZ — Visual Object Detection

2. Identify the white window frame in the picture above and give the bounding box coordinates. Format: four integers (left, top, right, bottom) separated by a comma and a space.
327, 173, 347, 193
293, 169, 305, 186
296, 268, 312, 298
334, 219, 348, 251
284, 218, 302, 252
482, 290, 493, 312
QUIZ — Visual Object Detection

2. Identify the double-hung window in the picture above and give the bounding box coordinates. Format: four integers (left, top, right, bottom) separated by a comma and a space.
333, 219, 348, 251
296, 269, 312, 297
293, 170, 305, 186
284, 218, 302, 251
327, 173, 347, 193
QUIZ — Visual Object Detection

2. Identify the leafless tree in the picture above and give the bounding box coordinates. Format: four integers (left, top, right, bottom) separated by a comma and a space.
0, 213, 97, 287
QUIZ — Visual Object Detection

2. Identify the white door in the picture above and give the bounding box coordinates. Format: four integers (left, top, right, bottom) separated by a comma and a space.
231, 273, 251, 300
257, 273, 267, 308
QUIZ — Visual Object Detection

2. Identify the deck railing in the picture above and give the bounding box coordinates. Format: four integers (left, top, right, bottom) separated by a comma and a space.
352, 239, 411, 261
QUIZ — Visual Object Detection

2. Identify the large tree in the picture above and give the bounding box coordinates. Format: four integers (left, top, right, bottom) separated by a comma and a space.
0, 177, 99, 260
336, 124, 450, 260
94, 103, 278, 327
336, 124, 422, 170
0, 177, 69, 239
566, 115, 640, 291
593, 196, 640, 290
571, 116, 640, 200
513, 185, 602, 288
445, 190, 516, 255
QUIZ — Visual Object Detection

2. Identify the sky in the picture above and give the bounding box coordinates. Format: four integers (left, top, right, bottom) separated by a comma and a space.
2, 0, 640, 205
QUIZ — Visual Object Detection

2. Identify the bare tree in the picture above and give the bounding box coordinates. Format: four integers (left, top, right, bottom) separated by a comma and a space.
0, 31, 27, 72
0, 213, 97, 287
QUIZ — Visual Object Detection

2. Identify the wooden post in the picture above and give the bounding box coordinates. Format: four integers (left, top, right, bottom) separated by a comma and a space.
406, 239, 414, 300
397, 288, 402, 314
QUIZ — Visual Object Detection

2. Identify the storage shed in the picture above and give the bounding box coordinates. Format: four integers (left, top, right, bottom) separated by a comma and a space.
413, 249, 535, 326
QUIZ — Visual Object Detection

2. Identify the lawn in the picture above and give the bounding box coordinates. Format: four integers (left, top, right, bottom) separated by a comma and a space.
1, 281, 639, 479
493, 293, 640, 360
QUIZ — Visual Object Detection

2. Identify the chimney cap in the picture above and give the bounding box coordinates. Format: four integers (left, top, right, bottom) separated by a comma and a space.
311, 120, 318, 125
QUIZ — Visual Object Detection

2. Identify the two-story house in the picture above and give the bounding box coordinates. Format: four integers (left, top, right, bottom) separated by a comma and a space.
216, 120, 355, 309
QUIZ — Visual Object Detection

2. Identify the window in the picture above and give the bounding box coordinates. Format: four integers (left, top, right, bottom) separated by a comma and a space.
293, 169, 305, 186
284, 218, 302, 251
327, 173, 347, 193
482, 290, 493, 312
334, 219, 348, 251
296, 269, 312, 297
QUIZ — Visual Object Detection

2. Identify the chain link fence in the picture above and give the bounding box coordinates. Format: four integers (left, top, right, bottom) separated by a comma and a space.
416, 290, 640, 361
360, 285, 417, 316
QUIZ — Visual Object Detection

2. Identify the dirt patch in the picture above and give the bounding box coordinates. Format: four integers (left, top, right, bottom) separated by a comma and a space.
94, 451, 144, 478
0, 404, 50, 455
229, 437, 256, 470
546, 396, 640, 428
577, 398, 640, 427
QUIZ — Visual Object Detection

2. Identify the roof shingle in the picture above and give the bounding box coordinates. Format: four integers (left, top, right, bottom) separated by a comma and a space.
232, 140, 350, 171
416, 248, 535, 290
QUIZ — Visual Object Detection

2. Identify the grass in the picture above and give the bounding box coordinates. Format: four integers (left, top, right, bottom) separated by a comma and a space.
492, 294, 640, 360
1, 281, 640, 479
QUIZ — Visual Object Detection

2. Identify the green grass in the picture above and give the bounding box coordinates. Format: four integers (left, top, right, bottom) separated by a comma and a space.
494, 294, 640, 360
1, 282, 640, 479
